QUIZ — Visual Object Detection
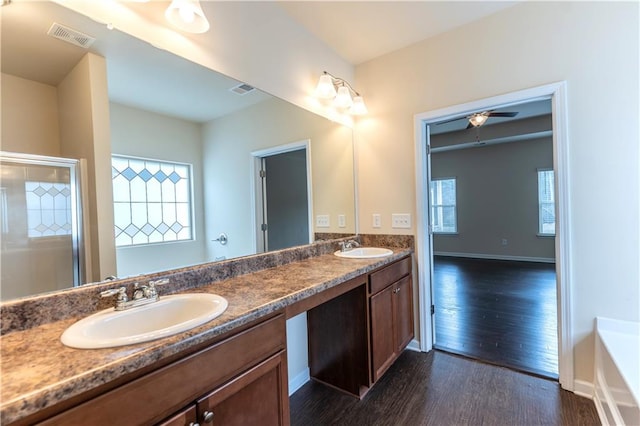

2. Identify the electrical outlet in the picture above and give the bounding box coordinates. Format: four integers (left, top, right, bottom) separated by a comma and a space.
338, 214, 346, 228
316, 214, 330, 228
372, 213, 381, 228
392, 213, 411, 229
501, 238, 508, 246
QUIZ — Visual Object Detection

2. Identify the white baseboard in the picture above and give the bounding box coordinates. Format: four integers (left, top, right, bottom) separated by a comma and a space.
288, 367, 310, 396
573, 379, 595, 399
406, 339, 421, 352
434, 251, 556, 264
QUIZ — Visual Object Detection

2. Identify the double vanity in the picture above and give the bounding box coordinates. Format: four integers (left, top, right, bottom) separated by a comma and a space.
0, 237, 414, 425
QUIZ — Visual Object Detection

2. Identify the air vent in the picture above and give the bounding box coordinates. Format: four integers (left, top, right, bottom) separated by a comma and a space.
229, 83, 255, 96
47, 23, 95, 49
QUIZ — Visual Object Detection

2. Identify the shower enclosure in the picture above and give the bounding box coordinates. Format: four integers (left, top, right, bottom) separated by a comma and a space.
0, 152, 84, 300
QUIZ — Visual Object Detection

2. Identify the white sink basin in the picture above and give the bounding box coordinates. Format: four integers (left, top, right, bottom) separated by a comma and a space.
334, 247, 394, 259
61, 293, 228, 349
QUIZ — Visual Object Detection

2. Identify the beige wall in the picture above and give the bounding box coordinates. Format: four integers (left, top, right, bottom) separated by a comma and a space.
109, 102, 207, 277
202, 97, 355, 261
355, 1, 639, 384
1, 73, 60, 156
58, 53, 116, 282
432, 138, 555, 260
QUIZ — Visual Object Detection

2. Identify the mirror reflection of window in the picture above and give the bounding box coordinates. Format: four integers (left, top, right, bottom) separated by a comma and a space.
112, 155, 193, 247
25, 181, 73, 238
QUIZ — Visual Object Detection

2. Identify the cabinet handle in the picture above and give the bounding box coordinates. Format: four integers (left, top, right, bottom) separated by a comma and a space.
189, 423, 200, 426
202, 411, 215, 423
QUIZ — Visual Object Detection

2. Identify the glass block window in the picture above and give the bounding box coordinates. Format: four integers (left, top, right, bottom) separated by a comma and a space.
25, 181, 73, 237
112, 156, 193, 247
430, 178, 457, 233
538, 169, 555, 236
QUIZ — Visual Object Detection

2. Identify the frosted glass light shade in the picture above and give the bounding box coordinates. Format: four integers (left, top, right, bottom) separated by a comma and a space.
350, 96, 368, 115
165, 0, 210, 34
334, 86, 353, 109
469, 112, 489, 127
315, 74, 337, 99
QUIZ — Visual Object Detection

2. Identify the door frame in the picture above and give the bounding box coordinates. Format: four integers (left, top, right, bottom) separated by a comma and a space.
413, 81, 574, 391
249, 140, 313, 253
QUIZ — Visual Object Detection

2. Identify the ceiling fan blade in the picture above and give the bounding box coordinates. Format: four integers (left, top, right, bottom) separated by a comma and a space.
487, 111, 518, 118
435, 116, 467, 125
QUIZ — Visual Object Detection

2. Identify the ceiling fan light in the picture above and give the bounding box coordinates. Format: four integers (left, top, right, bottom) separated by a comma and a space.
469, 113, 489, 127
334, 86, 353, 109
350, 96, 368, 115
165, 0, 210, 34
315, 74, 336, 99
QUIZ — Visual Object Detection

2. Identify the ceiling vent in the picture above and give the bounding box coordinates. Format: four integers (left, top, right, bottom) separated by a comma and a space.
229, 83, 255, 96
47, 23, 95, 49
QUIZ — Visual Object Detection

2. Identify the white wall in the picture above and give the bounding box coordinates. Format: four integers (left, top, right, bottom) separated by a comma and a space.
109, 102, 207, 278
1, 73, 60, 156
432, 138, 555, 261
355, 1, 639, 385
57, 53, 116, 282
202, 97, 354, 261
54, 1, 354, 126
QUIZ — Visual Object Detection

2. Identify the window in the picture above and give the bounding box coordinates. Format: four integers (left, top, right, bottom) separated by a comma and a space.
430, 178, 457, 233
25, 181, 73, 238
112, 155, 193, 247
538, 169, 555, 236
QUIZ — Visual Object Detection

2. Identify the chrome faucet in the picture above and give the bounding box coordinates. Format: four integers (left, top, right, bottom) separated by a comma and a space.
100, 278, 170, 311
339, 239, 361, 252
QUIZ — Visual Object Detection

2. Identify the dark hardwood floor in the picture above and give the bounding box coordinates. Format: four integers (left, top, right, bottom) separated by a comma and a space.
290, 350, 598, 426
433, 256, 558, 378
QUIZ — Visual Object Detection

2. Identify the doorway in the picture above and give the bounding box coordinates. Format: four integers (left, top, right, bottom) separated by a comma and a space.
414, 82, 574, 390
427, 99, 558, 378
252, 140, 313, 253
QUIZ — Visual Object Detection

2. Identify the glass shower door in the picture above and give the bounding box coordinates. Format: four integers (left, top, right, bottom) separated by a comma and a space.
0, 153, 82, 301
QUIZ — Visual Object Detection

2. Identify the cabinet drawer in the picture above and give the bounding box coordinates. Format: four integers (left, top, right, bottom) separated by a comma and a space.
42, 314, 285, 426
369, 256, 411, 295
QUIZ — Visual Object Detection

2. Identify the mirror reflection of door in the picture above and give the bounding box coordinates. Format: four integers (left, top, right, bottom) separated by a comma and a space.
260, 149, 310, 252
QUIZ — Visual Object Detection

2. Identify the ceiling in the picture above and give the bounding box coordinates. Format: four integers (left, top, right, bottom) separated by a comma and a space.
276, 1, 520, 65
1, 1, 524, 124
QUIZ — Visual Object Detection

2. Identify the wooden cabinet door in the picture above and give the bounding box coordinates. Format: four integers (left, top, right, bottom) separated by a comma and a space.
370, 285, 396, 382
393, 276, 414, 353
195, 351, 289, 426
157, 405, 197, 426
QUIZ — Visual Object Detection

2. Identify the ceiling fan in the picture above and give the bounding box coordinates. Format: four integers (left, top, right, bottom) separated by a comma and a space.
437, 110, 519, 129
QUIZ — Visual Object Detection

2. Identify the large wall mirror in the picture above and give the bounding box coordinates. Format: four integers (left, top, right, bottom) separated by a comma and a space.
0, 1, 356, 301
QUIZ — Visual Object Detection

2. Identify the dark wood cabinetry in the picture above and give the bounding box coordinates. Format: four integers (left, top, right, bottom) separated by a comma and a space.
370, 274, 413, 381
307, 255, 414, 397
40, 314, 289, 426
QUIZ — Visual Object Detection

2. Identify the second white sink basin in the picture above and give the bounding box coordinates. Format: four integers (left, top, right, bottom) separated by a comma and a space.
61, 293, 228, 349
334, 247, 393, 259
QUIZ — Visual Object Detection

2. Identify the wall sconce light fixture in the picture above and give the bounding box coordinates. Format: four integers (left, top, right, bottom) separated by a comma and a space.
165, 0, 210, 34
314, 71, 368, 115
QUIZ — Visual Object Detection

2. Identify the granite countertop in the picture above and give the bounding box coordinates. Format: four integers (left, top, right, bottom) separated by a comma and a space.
0, 249, 411, 424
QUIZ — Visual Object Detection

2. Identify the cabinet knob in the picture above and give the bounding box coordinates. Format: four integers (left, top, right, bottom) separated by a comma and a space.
189, 423, 200, 426
202, 411, 215, 423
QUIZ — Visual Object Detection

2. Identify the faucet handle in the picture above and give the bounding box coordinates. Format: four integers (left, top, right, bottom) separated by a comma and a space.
148, 279, 169, 297
100, 287, 128, 305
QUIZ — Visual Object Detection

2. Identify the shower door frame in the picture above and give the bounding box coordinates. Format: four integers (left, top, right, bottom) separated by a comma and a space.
1, 151, 85, 288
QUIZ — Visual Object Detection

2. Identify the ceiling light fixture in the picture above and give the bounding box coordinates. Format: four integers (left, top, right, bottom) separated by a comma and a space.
468, 112, 489, 127
314, 71, 368, 115
165, 0, 210, 34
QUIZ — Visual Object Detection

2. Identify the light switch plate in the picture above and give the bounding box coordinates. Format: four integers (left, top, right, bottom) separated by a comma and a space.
316, 214, 330, 228
338, 214, 346, 228
372, 213, 381, 228
391, 213, 411, 229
